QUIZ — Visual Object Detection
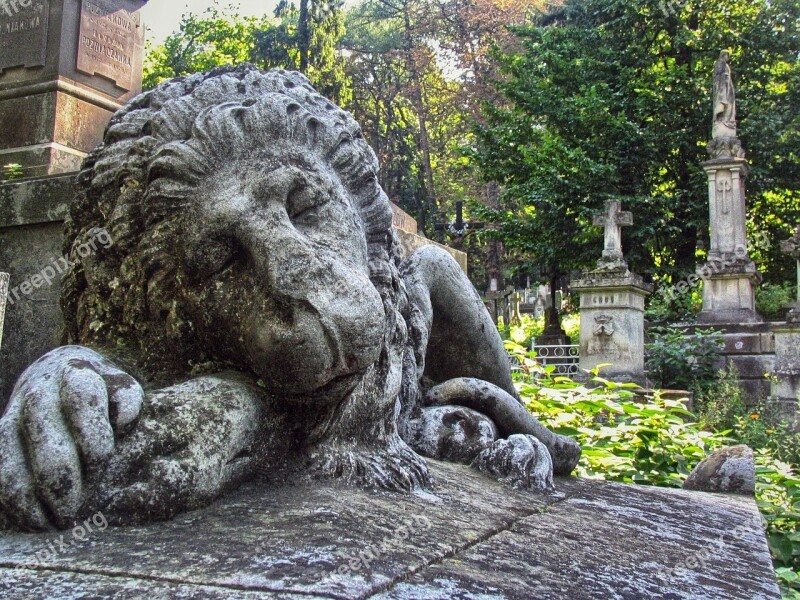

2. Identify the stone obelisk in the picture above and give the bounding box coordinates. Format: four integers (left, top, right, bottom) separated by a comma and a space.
696, 50, 761, 324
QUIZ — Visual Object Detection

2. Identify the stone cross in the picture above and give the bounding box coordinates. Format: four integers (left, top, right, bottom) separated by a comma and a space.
435, 202, 485, 238
780, 226, 800, 306
0, 273, 8, 350
593, 200, 633, 265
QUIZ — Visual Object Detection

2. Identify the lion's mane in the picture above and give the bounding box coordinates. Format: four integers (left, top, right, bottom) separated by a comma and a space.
61, 65, 407, 386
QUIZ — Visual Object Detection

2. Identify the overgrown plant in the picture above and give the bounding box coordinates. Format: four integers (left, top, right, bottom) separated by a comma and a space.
507, 342, 800, 596
2, 163, 23, 181
645, 326, 724, 392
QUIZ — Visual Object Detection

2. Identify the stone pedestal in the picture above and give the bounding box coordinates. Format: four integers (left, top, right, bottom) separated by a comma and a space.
0, 175, 73, 407
573, 269, 652, 383
0, 460, 780, 599
771, 320, 800, 411
696, 157, 762, 324
0, 273, 7, 350
0, 0, 148, 177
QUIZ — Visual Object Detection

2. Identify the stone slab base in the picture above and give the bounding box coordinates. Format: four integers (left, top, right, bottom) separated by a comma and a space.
678, 323, 776, 403
0, 461, 778, 599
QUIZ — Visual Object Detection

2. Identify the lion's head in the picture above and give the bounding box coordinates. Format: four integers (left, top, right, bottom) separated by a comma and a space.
62, 66, 407, 410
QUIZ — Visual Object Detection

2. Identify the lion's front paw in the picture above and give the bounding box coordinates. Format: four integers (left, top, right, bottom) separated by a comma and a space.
471, 434, 554, 492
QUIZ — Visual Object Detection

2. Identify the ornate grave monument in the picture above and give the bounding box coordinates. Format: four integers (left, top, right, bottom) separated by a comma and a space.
0, 0, 148, 176
771, 228, 800, 410
693, 51, 774, 401
572, 200, 652, 383
0, 0, 149, 402
696, 50, 761, 325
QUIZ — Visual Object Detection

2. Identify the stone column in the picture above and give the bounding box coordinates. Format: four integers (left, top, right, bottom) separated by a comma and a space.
0, 0, 149, 177
0, 273, 8, 350
572, 200, 652, 383
696, 51, 761, 324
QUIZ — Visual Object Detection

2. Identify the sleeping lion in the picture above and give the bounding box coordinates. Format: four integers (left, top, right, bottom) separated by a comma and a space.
0, 66, 579, 531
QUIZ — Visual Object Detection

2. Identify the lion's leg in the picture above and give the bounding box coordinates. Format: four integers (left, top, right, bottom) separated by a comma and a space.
400, 245, 518, 399
86, 373, 286, 525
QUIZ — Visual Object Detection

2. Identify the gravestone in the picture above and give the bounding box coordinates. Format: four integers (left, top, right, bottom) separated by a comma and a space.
696, 51, 761, 325
693, 51, 773, 401
0, 0, 148, 402
0, 0, 149, 176
0, 273, 7, 350
573, 200, 652, 383
770, 227, 800, 411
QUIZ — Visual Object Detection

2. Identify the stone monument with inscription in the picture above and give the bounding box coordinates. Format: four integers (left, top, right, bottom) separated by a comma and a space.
0, 0, 149, 400
691, 51, 774, 401
0, 0, 148, 176
572, 200, 652, 383
696, 51, 761, 325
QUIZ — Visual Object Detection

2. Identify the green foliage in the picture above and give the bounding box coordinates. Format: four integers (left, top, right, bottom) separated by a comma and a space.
507, 342, 800, 594
505, 313, 580, 347
757, 282, 796, 320
645, 284, 704, 324
1, 163, 24, 182
645, 326, 723, 391
472, 0, 800, 284
696, 364, 746, 431
142, 4, 268, 89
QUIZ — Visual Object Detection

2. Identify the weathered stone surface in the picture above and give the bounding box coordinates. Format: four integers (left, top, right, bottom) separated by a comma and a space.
0, 272, 8, 350
684, 445, 755, 495
771, 321, 800, 405
0, 66, 580, 531
0, 175, 74, 406
0, 0, 149, 177
0, 461, 779, 599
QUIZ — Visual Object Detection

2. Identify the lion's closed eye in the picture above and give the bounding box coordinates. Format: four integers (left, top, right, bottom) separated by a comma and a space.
287, 182, 327, 226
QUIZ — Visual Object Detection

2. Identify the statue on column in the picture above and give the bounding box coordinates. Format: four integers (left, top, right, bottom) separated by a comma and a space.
709, 50, 744, 159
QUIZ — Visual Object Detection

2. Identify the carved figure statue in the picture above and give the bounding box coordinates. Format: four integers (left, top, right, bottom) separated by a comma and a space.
713, 50, 737, 136
0, 66, 580, 531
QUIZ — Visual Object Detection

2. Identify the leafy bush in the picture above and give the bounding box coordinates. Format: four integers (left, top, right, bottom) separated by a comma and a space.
2, 163, 23, 182
757, 282, 796, 321
507, 341, 800, 597
645, 284, 704, 324
505, 313, 580, 348
645, 326, 724, 392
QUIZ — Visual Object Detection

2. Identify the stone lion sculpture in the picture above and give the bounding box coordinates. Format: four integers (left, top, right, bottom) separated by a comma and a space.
0, 66, 580, 531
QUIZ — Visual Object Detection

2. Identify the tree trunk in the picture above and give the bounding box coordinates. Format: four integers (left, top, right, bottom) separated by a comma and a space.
401, 1, 437, 224
298, 0, 310, 73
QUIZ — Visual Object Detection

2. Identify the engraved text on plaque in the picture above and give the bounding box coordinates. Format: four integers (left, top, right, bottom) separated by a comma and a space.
76, 0, 142, 91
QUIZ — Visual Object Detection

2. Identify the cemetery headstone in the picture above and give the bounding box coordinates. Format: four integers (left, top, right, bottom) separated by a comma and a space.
573, 200, 652, 383
0, 0, 149, 401
391, 201, 468, 273
779, 226, 800, 322
0, 0, 149, 177
770, 227, 800, 411
697, 50, 761, 325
